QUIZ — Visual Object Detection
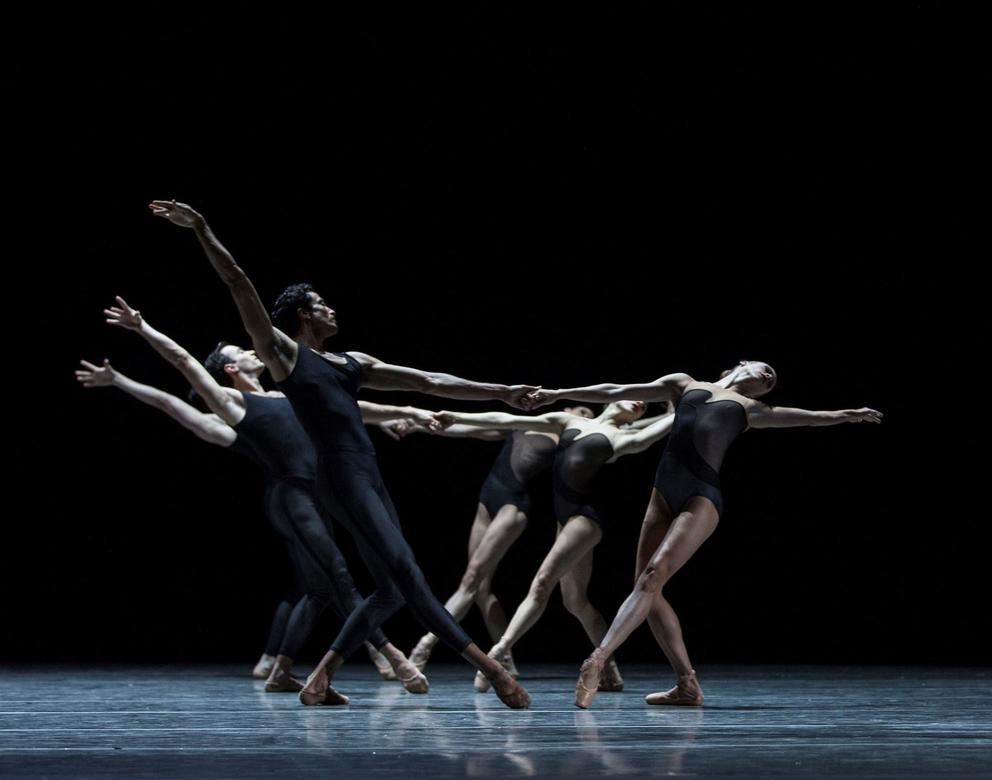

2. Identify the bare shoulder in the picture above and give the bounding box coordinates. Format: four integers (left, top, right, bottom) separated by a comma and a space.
345, 351, 378, 367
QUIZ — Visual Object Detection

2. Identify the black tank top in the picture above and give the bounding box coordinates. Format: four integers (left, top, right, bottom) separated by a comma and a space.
231, 392, 317, 482
275, 346, 375, 455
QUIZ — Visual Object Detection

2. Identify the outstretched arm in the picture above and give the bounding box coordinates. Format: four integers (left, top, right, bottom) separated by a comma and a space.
613, 413, 676, 457
348, 352, 537, 409
433, 410, 570, 434
148, 200, 298, 380
747, 405, 882, 429
526, 373, 693, 409
358, 401, 438, 427
623, 409, 674, 430
381, 420, 508, 441
104, 296, 245, 425
76, 359, 236, 446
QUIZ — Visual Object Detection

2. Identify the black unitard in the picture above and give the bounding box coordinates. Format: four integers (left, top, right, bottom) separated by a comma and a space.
232, 391, 389, 656
276, 346, 472, 658
226, 433, 298, 657
478, 431, 557, 517
552, 429, 616, 528
653, 388, 747, 518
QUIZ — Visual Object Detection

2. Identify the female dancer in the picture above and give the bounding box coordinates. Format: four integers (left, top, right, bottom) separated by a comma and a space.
403, 407, 594, 674
431, 402, 676, 692
524, 362, 880, 707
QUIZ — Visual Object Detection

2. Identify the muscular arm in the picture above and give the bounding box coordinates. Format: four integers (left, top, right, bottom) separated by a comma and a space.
349, 352, 536, 408
530, 373, 693, 407
747, 405, 883, 429
357, 401, 436, 426
435, 410, 570, 434
76, 360, 236, 447
149, 200, 298, 379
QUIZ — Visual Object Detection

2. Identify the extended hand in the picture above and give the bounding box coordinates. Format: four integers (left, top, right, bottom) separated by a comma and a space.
104, 296, 144, 330
148, 199, 203, 228
506, 385, 540, 410
75, 358, 116, 388
849, 408, 883, 424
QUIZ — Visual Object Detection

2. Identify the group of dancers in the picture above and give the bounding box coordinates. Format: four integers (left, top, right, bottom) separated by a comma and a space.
77, 200, 881, 709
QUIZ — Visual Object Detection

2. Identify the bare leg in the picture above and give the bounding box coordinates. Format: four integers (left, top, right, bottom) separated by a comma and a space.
475, 518, 601, 691
560, 547, 623, 691
411, 504, 527, 668
575, 496, 718, 708
637, 491, 681, 669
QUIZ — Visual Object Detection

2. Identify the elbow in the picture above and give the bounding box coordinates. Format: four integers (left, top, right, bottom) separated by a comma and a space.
422, 374, 443, 393
225, 267, 251, 289
176, 352, 198, 372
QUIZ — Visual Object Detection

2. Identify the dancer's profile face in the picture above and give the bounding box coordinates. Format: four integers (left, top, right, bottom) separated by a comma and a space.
607, 400, 646, 424
617, 401, 648, 422
304, 291, 339, 336
220, 345, 266, 376
730, 360, 776, 396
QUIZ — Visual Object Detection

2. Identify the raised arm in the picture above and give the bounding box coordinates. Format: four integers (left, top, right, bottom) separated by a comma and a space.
526, 373, 693, 409
148, 200, 298, 380
747, 405, 883, 429
348, 352, 537, 409
613, 413, 676, 458
433, 410, 570, 434
76, 359, 236, 447
104, 296, 245, 425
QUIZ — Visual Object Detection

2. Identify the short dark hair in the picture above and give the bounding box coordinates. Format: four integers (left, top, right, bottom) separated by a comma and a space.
203, 341, 236, 387
271, 283, 316, 336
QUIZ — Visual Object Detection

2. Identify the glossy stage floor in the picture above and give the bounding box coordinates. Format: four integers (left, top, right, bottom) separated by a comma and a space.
1, 665, 989, 777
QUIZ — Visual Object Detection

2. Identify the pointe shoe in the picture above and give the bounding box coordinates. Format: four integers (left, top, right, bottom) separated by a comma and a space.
299, 674, 350, 706
501, 650, 520, 679
474, 668, 493, 693
645, 670, 703, 706
369, 647, 398, 681
264, 673, 304, 693
598, 658, 624, 692
409, 636, 434, 672
299, 684, 350, 706
473, 643, 509, 693
492, 670, 531, 709
395, 660, 430, 694
574, 655, 604, 709
252, 654, 276, 679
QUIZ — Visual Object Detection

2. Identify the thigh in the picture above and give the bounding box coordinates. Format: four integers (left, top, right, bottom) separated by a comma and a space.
636, 489, 674, 579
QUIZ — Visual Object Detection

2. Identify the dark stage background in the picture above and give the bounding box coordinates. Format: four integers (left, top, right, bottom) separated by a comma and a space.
8, 5, 985, 665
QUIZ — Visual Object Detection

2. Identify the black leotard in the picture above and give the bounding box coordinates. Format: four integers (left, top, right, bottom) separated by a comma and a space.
552, 428, 615, 528
276, 346, 472, 657
653, 388, 747, 518
478, 431, 557, 517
